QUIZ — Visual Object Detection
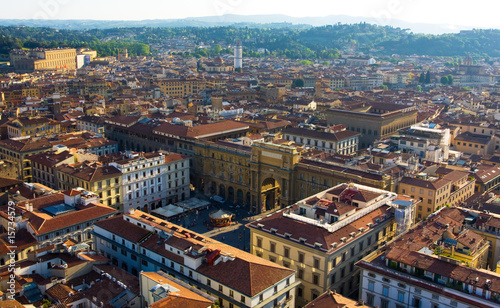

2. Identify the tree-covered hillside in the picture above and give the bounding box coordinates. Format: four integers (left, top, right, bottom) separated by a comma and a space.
1, 24, 499, 59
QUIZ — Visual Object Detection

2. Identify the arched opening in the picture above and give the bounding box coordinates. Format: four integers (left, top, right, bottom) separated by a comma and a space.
219, 184, 226, 199
261, 178, 280, 212
228, 187, 235, 204
237, 189, 244, 205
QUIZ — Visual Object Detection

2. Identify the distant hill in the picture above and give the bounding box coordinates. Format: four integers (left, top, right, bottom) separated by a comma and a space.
0, 14, 478, 34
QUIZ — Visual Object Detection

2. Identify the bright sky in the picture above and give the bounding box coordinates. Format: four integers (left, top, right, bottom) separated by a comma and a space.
1, 0, 498, 29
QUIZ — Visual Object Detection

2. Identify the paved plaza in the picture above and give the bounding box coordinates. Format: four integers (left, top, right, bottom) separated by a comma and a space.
166, 193, 269, 252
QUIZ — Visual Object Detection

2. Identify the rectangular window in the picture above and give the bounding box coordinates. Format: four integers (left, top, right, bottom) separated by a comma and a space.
413, 297, 421, 308
383, 286, 389, 297
298, 269, 304, 279
229, 290, 234, 298
270, 242, 276, 253
398, 291, 405, 302
367, 293, 374, 306
314, 258, 320, 269
298, 252, 304, 263
257, 237, 262, 248
284, 247, 290, 258
381, 299, 389, 308
313, 274, 319, 285
368, 281, 374, 291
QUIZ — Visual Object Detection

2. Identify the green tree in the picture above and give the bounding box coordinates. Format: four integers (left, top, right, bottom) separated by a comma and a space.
297, 60, 312, 65
380, 85, 389, 90
292, 78, 305, 88
419, 73, 425, 83
212, 44, 222, 55
441, 76, 449, 85
416, 85, 422, 91
425, 70, 431, 84
447, 74, 453, 85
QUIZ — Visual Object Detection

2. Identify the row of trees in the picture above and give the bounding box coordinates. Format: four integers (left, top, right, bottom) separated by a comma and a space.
418, 71, 432, 84
440, 74, 454, 85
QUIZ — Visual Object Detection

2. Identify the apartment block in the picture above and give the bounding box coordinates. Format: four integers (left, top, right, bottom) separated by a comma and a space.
93, 210, 299, 308
358, 207, 495, 308
398, 169, 475, 220
247, 183, 405, 306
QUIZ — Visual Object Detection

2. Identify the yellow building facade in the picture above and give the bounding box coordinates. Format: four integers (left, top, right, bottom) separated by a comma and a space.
56, 164, 123, 212
193, 140, 396, 214
154, 78, 206, 97
7, 117, 61, 138
247, 183, 399, 306
11, 48, 77, 72
326, 107, 418, 149
398, 171, 475, 220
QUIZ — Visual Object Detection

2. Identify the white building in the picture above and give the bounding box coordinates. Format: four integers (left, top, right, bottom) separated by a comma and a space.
163, 152, 190, 204
394, 122, 451, 163
109, 151, 190, 212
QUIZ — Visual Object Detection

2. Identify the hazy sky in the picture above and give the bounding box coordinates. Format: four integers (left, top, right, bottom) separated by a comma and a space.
1, 0, 498, 29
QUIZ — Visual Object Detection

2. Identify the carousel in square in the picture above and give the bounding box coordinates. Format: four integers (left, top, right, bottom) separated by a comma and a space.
209, 209, 234, 227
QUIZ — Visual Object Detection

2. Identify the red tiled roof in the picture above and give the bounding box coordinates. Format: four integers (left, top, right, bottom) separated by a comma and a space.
94, 215, 152, 243
25, 202, 116, 235
0, 138, 52, 152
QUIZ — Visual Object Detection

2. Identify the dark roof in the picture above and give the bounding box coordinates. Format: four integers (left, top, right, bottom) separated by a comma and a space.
77, 115, 107, 125
455, 132, 492, 145
26, 150, 73, 167
94, 215, 152, 243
